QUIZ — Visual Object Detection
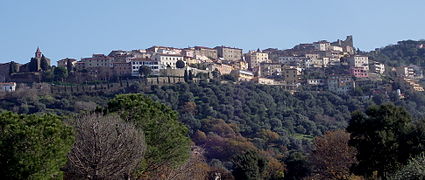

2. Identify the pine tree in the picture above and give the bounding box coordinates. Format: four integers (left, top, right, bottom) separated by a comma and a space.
28, 58, 38, 72
184, 70, 188, 82
40, 55, 50, 71
9, 61, 17, 74
188, 70, 193, 80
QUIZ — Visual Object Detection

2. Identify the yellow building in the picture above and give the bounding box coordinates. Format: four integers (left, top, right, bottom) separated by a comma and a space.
245, 50, 270, 70
231, 70, 254, 81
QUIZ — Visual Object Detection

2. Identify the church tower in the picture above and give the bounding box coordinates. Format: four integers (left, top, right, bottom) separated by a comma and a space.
35, 47, 42, 60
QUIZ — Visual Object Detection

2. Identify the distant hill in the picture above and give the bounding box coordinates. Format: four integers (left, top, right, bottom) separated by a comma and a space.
367, 40, 425, 67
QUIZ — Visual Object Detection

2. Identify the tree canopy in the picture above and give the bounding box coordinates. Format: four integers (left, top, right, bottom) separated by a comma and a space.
0, 111, 74, 179
231, 150, 268, 180
367, 40, 425, 67
176, 60, 185, 69
347, 104, 412, 178
139, 65, 152, 77
390, 152, 425, 180
40, 55, 50, 71
54, 66, 68, 81
106, 94, 191, 177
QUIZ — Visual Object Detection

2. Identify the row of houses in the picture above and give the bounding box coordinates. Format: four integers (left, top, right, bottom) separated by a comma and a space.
3, 35, 425, 94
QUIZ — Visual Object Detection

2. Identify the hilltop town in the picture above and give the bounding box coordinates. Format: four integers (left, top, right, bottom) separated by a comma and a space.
3, 37, 425, 180
1, 36, 424, 96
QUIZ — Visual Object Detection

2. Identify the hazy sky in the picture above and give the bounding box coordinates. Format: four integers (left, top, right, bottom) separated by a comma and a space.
1, 0, 425, 64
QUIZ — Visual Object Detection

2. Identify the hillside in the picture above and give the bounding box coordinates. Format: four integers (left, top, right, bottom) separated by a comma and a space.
367, 40, 425, 66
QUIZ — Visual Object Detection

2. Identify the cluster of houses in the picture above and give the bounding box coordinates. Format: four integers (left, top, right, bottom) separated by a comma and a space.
1, 35, 424, 94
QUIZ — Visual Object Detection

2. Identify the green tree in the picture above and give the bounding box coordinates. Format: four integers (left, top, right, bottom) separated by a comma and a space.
43, 70, 54, 82
284, 152, 311, 180
138, 65, 152, 77
184, 70, 189, 82
106, 94, 190, 177
221, 74, 237, 82
28, 57, 38, 72
40, 55, 50, 71
389, 152, 425, 180
54, 66, 68, 81
212, 68, 221, 79
66, 59, 74, 72
9, 61, 18, 74
0, 111, 74, 179
347, 104, 412, 179
232, 150, 268, 180
176, 60, 185, 69
188, 70, 193, 80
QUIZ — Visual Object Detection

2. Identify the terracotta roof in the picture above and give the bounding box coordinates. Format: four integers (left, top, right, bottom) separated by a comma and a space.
0, 82, 16, 85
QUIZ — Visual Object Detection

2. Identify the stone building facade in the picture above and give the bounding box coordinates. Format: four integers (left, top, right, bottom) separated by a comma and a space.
215, 46, 242, 61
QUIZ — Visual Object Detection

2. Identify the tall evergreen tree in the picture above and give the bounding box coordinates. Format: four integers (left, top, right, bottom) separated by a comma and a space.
9, 61, 17, 74
188, 70, 193, 80
184, 70, 188, 82
28, 58, 38, 72
40, 55, 49, 71
66, 59, 73, 72
347, 104, 412, 179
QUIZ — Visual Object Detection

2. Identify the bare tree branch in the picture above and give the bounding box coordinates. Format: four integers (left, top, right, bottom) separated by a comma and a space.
65, 114, 145, 180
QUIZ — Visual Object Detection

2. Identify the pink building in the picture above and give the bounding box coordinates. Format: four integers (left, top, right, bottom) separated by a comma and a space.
350, 67, 368, 78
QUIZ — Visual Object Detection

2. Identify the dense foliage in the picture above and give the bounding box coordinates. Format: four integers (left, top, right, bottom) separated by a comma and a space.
2, 80, 425, 179
231, 150, 268, 180
149, 81, 360, 137
0, 112, 74, 179
367, 40, 425, 66
390, 153, 425, 180
106, 94, 191, 177
347, 104, 425, 179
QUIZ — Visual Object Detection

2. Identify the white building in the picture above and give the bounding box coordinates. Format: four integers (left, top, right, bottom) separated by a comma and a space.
370, 62, 385, 74
57, 58, 77, 68
307, 79, 326, 86
347, 55, 369, 71
327, 76, 355, 94
130, 58, 160, 76
0, 82, 16, 92
146, 46, 182, 55
313, 41, 331, 51
329, 46, 343, 52
396, 65, 422, 79
151, 54, 184, 70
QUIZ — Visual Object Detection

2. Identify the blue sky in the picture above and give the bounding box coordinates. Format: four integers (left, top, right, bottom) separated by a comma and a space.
1, 0, 425, 64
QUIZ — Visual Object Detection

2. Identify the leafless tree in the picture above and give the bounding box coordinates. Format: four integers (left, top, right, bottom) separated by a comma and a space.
308, 130, 357, 180
65, 114, 145, 180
